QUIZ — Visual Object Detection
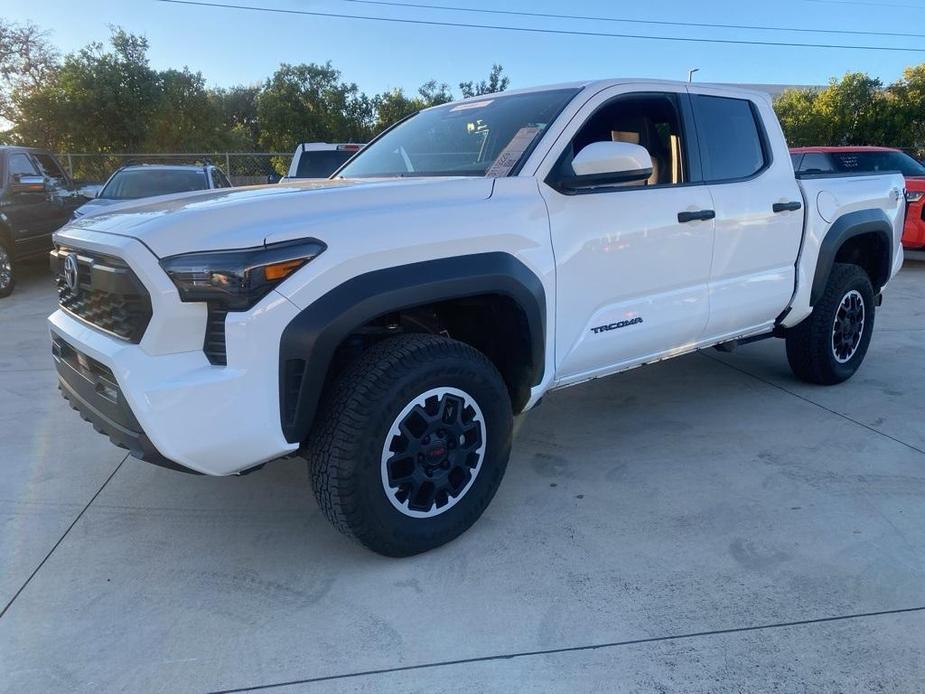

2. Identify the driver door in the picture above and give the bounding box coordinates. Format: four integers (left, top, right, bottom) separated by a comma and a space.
537, 86, 716, 383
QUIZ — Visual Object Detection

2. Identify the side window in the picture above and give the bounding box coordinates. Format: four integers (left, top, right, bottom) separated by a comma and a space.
212, 168, 231, 188
33, 153, 67, 181
797, 153, 834, 174
559, 92, 689, 187
9, 153, 39, 179
691, 95, 767, 182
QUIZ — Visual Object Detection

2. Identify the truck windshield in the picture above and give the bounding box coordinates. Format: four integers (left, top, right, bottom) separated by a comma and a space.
100, 169, 208, 200
830, 151, 925, 177
337, 88, 579, 178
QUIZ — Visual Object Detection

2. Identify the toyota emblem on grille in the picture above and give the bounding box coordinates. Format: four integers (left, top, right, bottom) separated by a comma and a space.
63, 254, 79, 292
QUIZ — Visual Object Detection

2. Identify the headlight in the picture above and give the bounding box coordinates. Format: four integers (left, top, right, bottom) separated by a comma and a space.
160, 238, 326, 311
905, 191, 924, 203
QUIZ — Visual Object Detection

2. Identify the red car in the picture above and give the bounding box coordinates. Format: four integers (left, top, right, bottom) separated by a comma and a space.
791, 146, 925, 249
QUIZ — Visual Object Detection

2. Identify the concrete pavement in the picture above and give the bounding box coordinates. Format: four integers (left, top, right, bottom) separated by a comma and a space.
1, 257, 923, 693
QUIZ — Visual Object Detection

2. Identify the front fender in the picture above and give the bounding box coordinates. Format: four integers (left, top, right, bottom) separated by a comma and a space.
277, 253, 547, 444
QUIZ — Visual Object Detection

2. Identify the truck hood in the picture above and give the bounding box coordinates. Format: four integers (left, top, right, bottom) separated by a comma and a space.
60, 177, 494, 258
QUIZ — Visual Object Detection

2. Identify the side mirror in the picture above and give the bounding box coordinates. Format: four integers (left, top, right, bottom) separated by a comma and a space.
560, 141, 653, 190
11, 174, 46, 194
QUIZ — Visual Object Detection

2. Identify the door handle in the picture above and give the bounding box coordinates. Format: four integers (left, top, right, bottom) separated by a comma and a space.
772, 201, 802, 213
677, 209, 715, 223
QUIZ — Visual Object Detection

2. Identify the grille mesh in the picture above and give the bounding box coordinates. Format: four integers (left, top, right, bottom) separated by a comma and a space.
53, 248, 152, 343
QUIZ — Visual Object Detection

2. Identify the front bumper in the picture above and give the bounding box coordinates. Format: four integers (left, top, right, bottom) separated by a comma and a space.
49, 227, 301, 475
53, 333, 193, 473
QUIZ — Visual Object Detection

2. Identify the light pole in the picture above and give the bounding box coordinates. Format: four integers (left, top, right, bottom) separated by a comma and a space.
688, 68, 700, 83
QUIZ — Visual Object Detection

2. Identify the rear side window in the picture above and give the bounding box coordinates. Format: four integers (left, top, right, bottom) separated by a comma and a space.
691, 95, 767, 182
210, 168, 232, 188
795, 152, 835, 174
34, 153, 67, 180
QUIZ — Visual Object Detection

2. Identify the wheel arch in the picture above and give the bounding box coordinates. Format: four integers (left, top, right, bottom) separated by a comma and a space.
278, 253, 547, 444
810, 208, 893, 306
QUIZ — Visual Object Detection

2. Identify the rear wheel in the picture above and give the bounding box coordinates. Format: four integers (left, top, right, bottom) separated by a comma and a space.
0, 239, 15, 298
306, 334, 513, 556
785, 263, 875, 385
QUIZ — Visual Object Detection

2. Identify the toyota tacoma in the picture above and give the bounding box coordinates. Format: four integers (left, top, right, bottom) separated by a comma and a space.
49, 80, 905, 556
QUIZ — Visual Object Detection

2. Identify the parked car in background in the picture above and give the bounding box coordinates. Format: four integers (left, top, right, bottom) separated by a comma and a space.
280, 142, 364, 181
73, 163, 232, 219
0, 146, 87, 298
791, 146, 925, 249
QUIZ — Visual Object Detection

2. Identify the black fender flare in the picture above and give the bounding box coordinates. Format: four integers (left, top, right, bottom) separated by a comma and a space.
810, 208, 893, 306
278, 252, 547, 444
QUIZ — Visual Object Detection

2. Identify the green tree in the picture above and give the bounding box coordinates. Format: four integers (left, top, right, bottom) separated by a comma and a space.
255, 62, 373, 151
774, 88, 827, 147
887, 64, 925, 150
775, 72, 905, 148
146, 68, 223, 151
0, 20, 58, 125
210, 84, 261, 150
417, 79, 452, 107
459, 64, 509, 99
11, 28, 161, 151
814, 72, 888, 145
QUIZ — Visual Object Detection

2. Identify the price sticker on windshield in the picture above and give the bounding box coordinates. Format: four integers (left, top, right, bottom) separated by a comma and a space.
485, 127, 541, 178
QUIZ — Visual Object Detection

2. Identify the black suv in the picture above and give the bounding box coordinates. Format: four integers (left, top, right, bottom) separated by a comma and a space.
0, 147, 87, 297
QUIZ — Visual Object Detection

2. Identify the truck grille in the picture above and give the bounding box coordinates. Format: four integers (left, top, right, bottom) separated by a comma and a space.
51, 247, 153, 343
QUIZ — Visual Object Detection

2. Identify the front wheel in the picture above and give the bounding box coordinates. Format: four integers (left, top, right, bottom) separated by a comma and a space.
785, 263, 875, 385
0, 238, 15, 298
306, 334, 513, 557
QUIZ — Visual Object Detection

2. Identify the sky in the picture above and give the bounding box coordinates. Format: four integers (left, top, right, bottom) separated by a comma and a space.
5, 0, 925, 97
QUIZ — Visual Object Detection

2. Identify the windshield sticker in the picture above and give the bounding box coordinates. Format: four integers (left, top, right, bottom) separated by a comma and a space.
485, 126, 541, 178
450, 100, 494, 112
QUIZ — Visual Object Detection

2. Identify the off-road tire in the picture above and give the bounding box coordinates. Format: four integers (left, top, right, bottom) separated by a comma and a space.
0, 238, 15, 298
306, 334, 513, 557
785, 263, 875, 385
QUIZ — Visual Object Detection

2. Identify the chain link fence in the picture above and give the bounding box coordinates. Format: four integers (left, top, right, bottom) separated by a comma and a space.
61, 152, 293, 189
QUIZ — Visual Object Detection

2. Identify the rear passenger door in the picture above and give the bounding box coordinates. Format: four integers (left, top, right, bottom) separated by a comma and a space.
688, 88, 805, 339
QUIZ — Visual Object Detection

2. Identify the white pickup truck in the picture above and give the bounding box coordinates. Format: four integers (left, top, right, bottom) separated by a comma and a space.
49, 80, 905, 556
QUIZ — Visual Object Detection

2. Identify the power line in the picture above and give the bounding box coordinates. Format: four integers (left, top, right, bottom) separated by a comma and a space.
339, 0, 925, 40
155, 0, 925, 53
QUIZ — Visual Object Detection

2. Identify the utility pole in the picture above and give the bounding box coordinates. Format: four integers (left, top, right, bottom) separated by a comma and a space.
688, 68, 700, 83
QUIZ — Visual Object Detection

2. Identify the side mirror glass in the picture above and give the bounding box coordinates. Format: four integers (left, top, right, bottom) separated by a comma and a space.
560, 141, 653, 190
11, 174, 46, 193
